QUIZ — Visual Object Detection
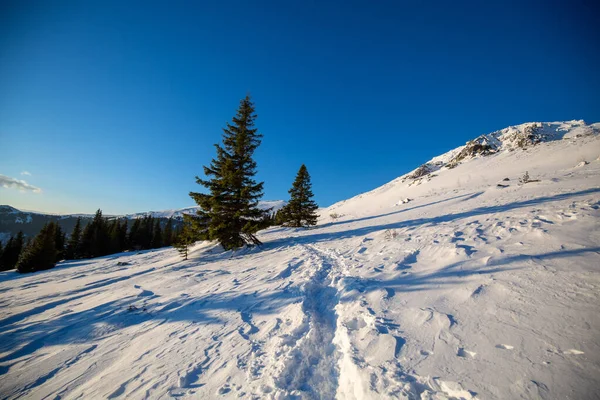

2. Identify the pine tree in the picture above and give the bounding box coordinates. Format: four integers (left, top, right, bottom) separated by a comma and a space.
119, 219, 128, 252
0, 232, 25, 271
151, 219, 163, 249
54, 224, 66, 262
281, 164, 319, 227
80, 209, 110, 258
128, 218, 142, 250
108, 219, 121, 254
163, 217, 173, 246
189, 96, 266, 250
16, 223, 57, 273
173, 226, 196, 260
65, 217, 82, 260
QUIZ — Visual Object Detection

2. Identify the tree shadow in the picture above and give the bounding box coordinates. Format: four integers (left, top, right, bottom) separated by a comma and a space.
265, 187, 600, 249
344, 246, 600, 300
325, 191, 484, 227
0, 278, 302, 378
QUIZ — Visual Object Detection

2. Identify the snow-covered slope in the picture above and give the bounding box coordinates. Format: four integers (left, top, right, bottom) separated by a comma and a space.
0, 121, 599, 399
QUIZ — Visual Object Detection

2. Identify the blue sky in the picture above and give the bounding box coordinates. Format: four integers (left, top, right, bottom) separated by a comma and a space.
1, 1, 598, 214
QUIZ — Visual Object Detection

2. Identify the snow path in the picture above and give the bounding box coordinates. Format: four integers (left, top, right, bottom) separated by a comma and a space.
1, 132, 600, 399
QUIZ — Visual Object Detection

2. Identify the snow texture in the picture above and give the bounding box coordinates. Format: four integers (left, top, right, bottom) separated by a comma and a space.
0, 121, 599, 399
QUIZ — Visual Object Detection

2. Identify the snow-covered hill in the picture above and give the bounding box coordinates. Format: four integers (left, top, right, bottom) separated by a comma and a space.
0, 121, 599, 399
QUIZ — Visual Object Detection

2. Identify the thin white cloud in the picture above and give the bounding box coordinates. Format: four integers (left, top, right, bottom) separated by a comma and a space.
0, 174, 42, 193
21, 171, 32, 176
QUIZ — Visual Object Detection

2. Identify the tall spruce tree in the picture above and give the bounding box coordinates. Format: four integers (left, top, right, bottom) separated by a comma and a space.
281, 164, 319, 227
65, 217, 82, 260
189, 95, 266, 250
16, 223, 57, 273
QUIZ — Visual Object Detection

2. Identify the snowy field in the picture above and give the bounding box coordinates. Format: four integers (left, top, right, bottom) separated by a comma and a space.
1, 123, 599, 399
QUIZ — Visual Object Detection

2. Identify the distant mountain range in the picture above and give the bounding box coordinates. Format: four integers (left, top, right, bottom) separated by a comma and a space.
0, 200, 287, 243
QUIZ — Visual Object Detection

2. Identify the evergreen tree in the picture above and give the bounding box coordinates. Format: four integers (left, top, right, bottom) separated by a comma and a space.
151, 219, 163, 249
108, 219, 121, 254
173, 226, 196, 260
281, 164, 319, 227
189, 95, 266, 250
144, 216, 154, 249
65, 217, 82, 260
128, 218, 142, 250
163, 217, 173, 246
54, 224, 66, 262
119, 219, 128, 252
80, 209, 110, 258
0, 232, 25, 271
16, 223, 57, 273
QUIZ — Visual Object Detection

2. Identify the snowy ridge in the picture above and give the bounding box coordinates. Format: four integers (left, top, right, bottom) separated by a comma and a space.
1, 121, 599, 399
123, 200, 287, 220
327, 120, 599, 218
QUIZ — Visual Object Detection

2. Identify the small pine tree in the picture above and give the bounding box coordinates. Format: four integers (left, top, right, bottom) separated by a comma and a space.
16, 223, 57, 273
189, 95, 267, 250
281, 164, 319, 227
65, 217, 82, 260
173, 227, 196, 260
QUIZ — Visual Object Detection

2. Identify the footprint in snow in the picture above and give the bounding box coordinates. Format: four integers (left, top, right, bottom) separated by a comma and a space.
457, 347, 476, 358
496, 344, 514, 350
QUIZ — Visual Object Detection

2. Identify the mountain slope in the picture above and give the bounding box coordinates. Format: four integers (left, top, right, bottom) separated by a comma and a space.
0, 121, 599, 399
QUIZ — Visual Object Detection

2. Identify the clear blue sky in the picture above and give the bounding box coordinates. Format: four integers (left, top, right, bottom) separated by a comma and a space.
1, 0, 598, 214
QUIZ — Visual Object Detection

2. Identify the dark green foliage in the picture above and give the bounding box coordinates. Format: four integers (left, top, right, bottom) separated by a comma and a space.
281, 164, 319, 227
80, 209, 110, 258
65, 217, 82, 260
0, 231, 24, 271
189, 96, 267, 250
119, 219, 128, 251
108, 218, 129, 254
151, 219, 163, 248
163, 217, 174, 246
128, 216, 158, 250
16, 223, 57, 273
173, 225, 196, 260
54, 224, 66, 262
128, 219, 142, 250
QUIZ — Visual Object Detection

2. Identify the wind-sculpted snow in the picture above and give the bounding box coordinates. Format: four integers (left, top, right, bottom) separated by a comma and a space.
1, 128, 599, 399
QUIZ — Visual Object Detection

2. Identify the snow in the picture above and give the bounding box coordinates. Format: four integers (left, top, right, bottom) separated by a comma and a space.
0, 122, 599, 399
